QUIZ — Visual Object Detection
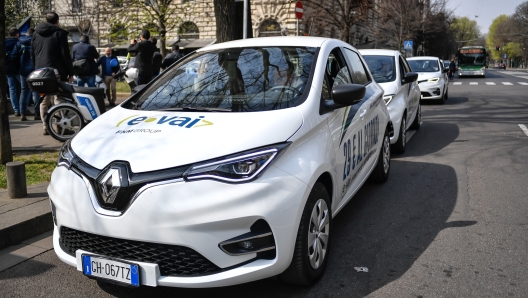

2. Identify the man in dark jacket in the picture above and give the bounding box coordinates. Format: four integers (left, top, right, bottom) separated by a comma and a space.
6, 28, 21, 117
128, 30, 156, 85
96, 47, 120, 106
72, 34, 100, 87
150, 37, 163, 76
161, 45, 182, 70
32, 12, 75, 134
14, 28, 39, 121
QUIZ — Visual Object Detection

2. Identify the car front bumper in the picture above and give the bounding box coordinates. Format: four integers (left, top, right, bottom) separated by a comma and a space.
49, 164, 308, 288
418, 81, 445, 100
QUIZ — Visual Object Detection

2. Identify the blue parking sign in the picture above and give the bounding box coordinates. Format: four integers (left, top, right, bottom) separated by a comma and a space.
404, 40, 413, 50
504, 54, 507, 59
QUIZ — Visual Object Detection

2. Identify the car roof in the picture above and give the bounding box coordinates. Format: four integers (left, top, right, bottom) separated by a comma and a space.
407, 56, 440, 60
358, 49, 400, 56
198, 36, 331, 52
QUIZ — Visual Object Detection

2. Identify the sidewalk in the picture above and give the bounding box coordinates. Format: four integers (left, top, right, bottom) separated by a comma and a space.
0, 93, 130, 251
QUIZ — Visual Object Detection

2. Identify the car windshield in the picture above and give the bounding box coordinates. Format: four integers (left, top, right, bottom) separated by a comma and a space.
362, 55, 396, 83
123, 46, 316, 112
408, 59, 440, 72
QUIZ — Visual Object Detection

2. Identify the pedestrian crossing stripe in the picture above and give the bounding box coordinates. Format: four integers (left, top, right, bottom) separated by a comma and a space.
453, 82, 462, 85
450, 82, 527, 85
486, 82, 496, 85
518, 76, 528, 79
502, 82, 513, 85
519, 82, 528, 85
470, 82, 478, 85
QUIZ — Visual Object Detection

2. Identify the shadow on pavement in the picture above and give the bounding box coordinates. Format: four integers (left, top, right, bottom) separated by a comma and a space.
0, 258, 55, 280
96, 160, 470, 298
444, 96, 468, 105
402, 122, 460, 157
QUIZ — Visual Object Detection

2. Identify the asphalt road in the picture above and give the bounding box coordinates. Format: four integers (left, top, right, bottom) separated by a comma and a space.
1, 69, 528, 297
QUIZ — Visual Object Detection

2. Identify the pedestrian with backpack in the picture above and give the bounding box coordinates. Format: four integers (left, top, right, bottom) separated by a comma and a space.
6, 28, 21, 117
72, 34, 100, 87
14, 28, 40, 121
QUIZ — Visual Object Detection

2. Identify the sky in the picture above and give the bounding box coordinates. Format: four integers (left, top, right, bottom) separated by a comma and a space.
446, 0, 526, 34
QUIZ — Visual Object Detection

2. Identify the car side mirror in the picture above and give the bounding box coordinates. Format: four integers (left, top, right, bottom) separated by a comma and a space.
332, 84, 366, 105
132, 84, 147, 94
402, 72, 418, 84
320, 84, 366, 114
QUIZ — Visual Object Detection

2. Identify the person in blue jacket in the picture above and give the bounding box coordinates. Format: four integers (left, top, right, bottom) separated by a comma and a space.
96, 47, 120, 107
72, 34, 100, 87
14, 28, 40, 121
6, 28, 21, 117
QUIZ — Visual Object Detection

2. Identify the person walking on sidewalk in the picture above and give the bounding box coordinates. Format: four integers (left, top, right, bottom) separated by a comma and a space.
14, 28, 40, 121
127, 30, 156, 85
32, 12, 75, 135
6, 28, 21, 117
97, 47, 120, 107
161, 45, 182, 70
72, 34, 99, 87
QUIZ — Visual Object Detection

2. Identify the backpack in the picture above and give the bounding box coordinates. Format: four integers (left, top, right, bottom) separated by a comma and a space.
19, 43, 35, 77
73, 59, 90, 76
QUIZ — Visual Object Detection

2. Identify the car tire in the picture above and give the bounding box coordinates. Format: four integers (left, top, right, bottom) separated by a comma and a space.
369, 128, 391, 183
279, 182, 331, 286
392, 116, 406, 154
444, 87, 448, 100
410, 103, 421, 130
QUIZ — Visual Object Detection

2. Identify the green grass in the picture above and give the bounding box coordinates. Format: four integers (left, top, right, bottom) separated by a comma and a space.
0, 152, 59, 189
116, 81, 130, 93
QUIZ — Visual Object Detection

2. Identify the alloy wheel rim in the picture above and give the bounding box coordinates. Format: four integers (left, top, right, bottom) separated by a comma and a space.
401, 118, 406, 145
308, 199, 330, 270
383, 135, 390, 173
51, 109, 81, 136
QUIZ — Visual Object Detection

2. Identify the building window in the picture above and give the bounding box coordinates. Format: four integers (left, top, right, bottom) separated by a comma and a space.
72, 0, 82, 13
258, 19, 281, 37
111, 0, 123, 7
179, 22, 199, 39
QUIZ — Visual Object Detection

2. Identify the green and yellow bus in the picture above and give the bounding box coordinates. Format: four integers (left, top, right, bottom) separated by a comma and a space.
457, 46, 488, 78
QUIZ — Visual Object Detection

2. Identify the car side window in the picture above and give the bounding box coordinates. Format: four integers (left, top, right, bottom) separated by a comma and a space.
342, 48, 370, 85
321, 49, 352, 100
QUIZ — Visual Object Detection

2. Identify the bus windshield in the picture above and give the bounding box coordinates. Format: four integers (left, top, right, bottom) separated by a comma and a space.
458, 48, 486, 66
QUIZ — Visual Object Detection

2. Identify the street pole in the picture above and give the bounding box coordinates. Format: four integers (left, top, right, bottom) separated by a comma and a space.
296, 19, 299, 36
243, 0, 248, 39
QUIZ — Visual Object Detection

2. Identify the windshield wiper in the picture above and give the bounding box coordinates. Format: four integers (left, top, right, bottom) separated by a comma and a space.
158, 106, 232, 112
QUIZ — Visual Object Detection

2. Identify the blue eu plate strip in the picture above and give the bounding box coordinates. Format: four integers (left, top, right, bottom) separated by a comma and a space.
130, 264, 139, 286
83, 255, 92, 275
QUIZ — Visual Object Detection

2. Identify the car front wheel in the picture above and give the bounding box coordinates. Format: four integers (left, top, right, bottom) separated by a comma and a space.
392, 116, 406, 154
280, 182, 331, 286
370, 128, 391, 183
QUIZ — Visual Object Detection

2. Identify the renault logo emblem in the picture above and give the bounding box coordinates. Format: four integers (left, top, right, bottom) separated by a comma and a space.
97, 167, 122, 204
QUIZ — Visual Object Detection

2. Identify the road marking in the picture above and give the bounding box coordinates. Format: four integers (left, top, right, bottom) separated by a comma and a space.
518, 82, 528, 85
519, 124, 528, 137
517, 76, 528, 79
470, 82, 478, 85
453, 82, 462, 85
485, 82, 496, 85
502, 82, 513, 85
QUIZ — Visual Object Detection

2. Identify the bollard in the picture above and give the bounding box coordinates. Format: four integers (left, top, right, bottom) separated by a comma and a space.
6, 161, 27, 199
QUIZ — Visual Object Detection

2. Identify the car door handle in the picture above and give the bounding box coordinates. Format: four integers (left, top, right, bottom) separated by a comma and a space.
359, 109, 367, 118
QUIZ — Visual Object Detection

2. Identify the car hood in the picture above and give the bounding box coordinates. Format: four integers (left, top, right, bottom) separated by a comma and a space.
377, 81, 398, 96
415, 72, 442, 81
71, 107, 303, 173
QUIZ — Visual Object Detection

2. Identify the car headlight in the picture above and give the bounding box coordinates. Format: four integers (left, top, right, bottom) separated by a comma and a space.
183, 143, 290, 183
480, 67, 485, 71
58, 139, 75, 169
458, 67, 461, 70
427, 77, 440, 82
383, 95, 393, 105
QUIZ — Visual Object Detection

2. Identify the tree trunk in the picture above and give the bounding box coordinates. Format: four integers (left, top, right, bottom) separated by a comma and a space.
214, 0, 252, 43
0, 0, 14, 164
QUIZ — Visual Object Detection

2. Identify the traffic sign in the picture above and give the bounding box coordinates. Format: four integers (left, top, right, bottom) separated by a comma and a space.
295, 1, 304, 19
404, 40, 413, 50
504, 53, 507, 59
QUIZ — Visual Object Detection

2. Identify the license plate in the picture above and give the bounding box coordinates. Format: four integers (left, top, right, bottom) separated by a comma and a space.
82, 254, 140, 286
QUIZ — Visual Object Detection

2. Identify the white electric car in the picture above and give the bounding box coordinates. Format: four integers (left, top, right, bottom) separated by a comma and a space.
359, 49, 420, 154
49, 37, 392, 288
407, 56, 449, 104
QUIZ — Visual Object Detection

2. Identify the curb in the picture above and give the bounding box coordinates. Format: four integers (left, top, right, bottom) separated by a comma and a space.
0, 211, 53, 251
